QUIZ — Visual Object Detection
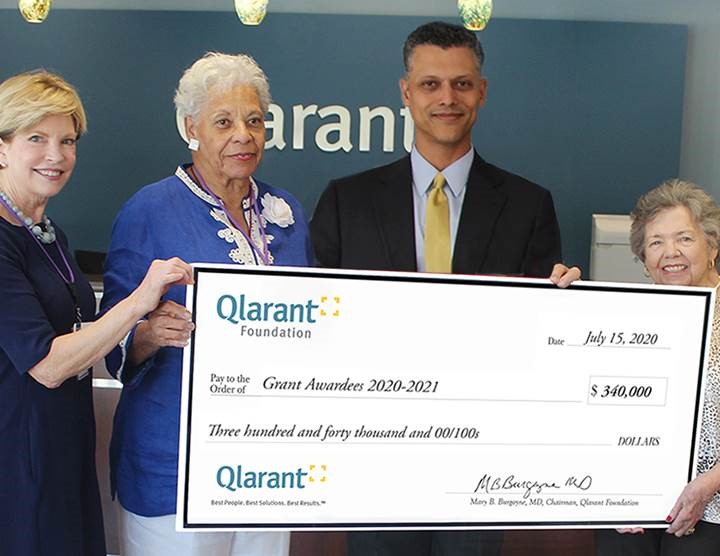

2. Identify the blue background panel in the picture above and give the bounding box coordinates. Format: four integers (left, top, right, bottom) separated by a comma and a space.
0, 11, 687, 270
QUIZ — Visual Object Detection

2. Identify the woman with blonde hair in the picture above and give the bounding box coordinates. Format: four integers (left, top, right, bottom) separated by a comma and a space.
0, 70, 192, 556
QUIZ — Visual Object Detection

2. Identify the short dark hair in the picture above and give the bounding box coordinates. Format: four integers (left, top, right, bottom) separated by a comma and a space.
403, 21, 485, 73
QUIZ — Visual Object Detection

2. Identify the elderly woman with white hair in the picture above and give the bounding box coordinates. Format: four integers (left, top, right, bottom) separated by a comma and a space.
100, 53, 312, 555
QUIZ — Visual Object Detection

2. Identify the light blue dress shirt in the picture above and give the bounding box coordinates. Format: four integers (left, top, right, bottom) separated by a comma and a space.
412, 146, 474, 272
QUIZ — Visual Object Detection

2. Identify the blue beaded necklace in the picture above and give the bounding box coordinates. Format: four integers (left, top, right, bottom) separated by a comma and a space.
0, 188, 56, 243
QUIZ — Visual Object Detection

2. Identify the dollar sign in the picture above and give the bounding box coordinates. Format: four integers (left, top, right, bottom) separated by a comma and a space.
591, 384, 597, 397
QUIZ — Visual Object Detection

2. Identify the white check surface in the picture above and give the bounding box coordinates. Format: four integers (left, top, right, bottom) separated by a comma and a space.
177, 265, 713, 531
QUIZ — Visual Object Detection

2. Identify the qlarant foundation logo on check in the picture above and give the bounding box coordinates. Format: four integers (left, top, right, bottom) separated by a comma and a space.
215, 293, 342, 323
214, 291, 342, 340
215, 463, 328, 491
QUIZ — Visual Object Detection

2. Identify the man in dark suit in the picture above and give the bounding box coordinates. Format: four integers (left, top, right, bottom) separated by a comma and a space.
310, 20, 575, 556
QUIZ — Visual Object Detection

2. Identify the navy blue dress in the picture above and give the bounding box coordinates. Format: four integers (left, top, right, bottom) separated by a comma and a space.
0, 218, 105, 556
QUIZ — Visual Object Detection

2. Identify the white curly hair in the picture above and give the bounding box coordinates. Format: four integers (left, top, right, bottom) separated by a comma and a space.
174, 52, 271, 122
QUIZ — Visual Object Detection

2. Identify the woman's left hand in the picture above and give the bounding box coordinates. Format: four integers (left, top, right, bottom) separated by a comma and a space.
549, 263, 581, 288
666, 472, 717, 536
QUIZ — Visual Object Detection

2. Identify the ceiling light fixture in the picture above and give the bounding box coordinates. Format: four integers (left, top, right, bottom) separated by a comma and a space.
18, 0, 52, 23
234, 0, 268, 25
458, 0, 493, 31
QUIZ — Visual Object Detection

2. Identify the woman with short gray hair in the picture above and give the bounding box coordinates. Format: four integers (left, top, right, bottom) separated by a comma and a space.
101, 52, 312, 555
629, 179, 720, 271
596, 179, 720, 554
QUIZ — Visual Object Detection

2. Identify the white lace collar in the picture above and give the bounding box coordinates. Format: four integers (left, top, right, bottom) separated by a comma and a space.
175, 164, 259, 209
174, 165, 273, 265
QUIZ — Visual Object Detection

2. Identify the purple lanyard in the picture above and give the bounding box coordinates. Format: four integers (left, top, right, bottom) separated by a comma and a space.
0, 193, 81, 323
191, 167, 270, 265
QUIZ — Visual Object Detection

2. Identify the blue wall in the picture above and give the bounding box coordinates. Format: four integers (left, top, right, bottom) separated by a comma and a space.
1, 11, 687, 270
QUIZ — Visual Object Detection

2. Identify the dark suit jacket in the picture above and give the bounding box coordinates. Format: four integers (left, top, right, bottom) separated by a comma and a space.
310, 152, 561, 277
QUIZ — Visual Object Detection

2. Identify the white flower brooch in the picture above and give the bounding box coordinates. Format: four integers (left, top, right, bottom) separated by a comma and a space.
261, 193, 295, 228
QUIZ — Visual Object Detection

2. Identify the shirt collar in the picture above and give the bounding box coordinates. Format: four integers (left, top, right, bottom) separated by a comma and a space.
411, 146, 474, 198
176, 164, 258, 210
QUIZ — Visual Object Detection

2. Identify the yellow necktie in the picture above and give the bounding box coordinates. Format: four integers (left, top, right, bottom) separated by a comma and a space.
425, 173, 451, 273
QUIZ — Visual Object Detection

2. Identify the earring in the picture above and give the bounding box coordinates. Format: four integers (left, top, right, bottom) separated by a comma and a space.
710, 259, 716, 270
188, 138, 199, 151
643, 265, 650, 278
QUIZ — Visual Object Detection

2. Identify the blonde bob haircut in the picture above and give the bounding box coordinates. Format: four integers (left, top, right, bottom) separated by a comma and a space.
0, 70, 87, 140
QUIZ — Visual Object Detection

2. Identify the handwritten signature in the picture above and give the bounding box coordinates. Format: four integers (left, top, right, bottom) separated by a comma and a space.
474, 473, 592, 499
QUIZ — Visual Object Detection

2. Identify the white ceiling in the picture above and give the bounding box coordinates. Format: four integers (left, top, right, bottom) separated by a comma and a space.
0, 0, 718, 24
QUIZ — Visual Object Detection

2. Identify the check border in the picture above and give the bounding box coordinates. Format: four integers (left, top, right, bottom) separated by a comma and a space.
180, 265, 714, 530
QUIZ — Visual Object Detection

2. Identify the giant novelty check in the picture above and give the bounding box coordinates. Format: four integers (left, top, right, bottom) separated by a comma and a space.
177, 265, 714, 531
